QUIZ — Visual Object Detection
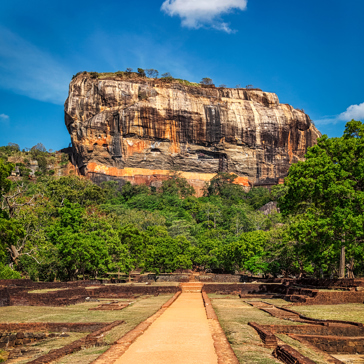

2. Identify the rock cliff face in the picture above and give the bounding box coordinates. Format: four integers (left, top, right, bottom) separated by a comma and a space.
64, 74, 320, 194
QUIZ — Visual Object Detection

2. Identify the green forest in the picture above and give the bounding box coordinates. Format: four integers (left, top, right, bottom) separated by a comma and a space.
1, 120, 364, 281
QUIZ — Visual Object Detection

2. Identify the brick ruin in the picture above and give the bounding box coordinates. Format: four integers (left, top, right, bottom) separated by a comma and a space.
0, 276, 364, 363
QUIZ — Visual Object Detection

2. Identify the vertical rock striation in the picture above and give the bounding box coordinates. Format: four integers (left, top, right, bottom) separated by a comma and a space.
64, 74, 321, 193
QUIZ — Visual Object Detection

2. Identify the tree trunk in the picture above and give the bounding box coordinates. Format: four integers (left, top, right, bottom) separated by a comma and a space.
339, 245, 345, 278
347, 258, 355, 279
9, 245, 20, 265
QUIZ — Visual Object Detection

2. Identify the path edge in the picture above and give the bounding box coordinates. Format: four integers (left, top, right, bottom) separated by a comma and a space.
202, 291, 240, 364
91, 291, 181, 364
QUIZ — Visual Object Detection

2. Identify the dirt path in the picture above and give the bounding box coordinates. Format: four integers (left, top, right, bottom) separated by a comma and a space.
114, 293, 218, 364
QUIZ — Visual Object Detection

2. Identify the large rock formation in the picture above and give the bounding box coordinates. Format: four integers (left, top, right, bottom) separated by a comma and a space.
64, 73, 320, 194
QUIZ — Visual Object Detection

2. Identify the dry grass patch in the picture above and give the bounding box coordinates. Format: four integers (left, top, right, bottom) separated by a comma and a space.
210, 296, 358, 364
55, 294, 172, 364
2, 295, 172, 364
209, 296, 291, 364
103, 282, 180, 287
56, 346, 110, 364
7, 333, 85, 364
243, 297, 292, 307
0, 295, 171, 323
275, 334, 328, 364
292, 303, 364, 324
28, 288, 70, 294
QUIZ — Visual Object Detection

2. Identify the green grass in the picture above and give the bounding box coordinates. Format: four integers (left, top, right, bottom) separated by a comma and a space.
0, 295, 172, 364
28, 288, 70, 293
209, 296, 364, 364
292, 303, 364, 324
210, 296, 289, 364
0, 295, 172, 324
0, 350, 8, 362
57, 346, 110, 364
7, 333, 86, 364
55, 294, 173, 364
276, 334, 328, 364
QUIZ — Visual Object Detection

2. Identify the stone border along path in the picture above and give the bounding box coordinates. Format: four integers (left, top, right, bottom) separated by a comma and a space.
92, 284, 239, 364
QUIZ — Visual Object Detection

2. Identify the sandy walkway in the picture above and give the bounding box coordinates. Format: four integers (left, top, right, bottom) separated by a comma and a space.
114, 293, 218, 364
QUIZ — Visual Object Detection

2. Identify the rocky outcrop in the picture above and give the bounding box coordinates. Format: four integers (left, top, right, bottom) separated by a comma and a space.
64, 74, 320, 194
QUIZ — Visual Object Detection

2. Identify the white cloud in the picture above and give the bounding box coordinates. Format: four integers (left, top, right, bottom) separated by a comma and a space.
161, 0, 248, 32
0, 27, 70, 105
0, 113, 9, 121
314, 102, 364, 127
338, 102, 364, 121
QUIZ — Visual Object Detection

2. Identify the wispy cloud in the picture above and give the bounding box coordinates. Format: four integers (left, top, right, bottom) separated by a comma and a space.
0, 114, 9, 121
161, 0, 248, 33
315, 102, 364, 126
0, 27, 70, 105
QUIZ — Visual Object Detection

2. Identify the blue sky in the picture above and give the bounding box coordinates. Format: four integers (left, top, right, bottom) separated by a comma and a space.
0, 0, 363, 150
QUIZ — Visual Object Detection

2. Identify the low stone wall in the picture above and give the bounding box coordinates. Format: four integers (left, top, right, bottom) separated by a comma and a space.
248, 322, 277, 348
136, 274, 189, 283
88, 285, 180, 298
0, 322, 108, 333
203, 283, 364, 305
24, 321, 124, 364
292, 334, 364, 354
0, 288, 9, 307
197, 274, 244, 283
0, 331, 53, 349
0, 279, 34, 287
0, 279, 103, 289
256, 324, 364, 337
296, 278, 364, 289
299, 291, 364, 305
273, 345, 316, 364
2, 283, 180, 307
7, 287, 89, 306
202, 283, 287, 295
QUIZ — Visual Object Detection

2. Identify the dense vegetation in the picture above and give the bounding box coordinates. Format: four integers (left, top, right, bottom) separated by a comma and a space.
1, 120, 363, 281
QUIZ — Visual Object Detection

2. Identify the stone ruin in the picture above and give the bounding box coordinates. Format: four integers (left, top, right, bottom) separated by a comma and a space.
0, 276, 363, 363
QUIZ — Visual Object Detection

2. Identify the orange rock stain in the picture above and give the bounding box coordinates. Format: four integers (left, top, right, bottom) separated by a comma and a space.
87, 163, 251, 196
123, 139, 150, 157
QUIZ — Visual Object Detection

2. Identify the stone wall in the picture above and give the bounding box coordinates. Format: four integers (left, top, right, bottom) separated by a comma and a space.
197, 274, 245, 283
0, 288, 9, 307
0, 322, 108, 333
292, 334, 364, 354
202, 283, 286, 295
6, 287, 89, 306
273, 345, 316, 364
296, 278, 364, 289
0, 332, 55, 349
136, 274, 190, 283
88, 285, 180, 298
255, 324, 364, 337
293, 291, 364, 305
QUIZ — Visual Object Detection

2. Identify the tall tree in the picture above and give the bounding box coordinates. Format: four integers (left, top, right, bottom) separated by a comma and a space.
281, 120, 364, 278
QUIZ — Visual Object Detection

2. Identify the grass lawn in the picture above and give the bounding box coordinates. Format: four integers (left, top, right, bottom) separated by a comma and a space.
6, 333, 86, 364
1, 294, 173, 364
209, 295, 330, 364
292, 303, 364, 324
0, 295, 171, 324
28, 288, 71, 293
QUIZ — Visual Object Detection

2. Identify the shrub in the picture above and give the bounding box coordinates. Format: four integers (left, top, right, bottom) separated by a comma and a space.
137, 68, 146, 77
89, 72, 99, 79
0, 264, 22, 279
200, 77, 214, 86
